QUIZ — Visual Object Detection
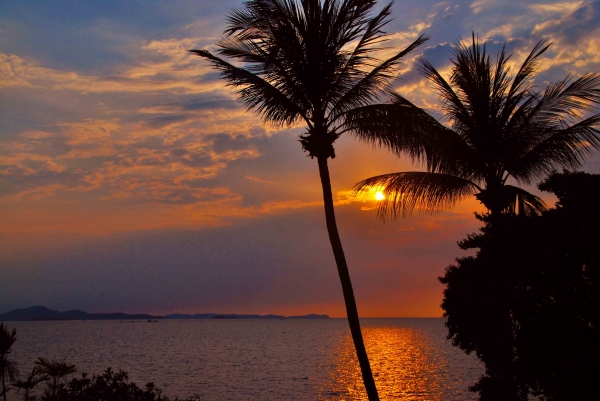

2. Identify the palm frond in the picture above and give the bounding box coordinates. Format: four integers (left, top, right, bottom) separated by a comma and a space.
533, 73, 600, 126
508, 113, 600, 183
450, 34, 493, 118
341, 1, 394, 66
343, 93, 443, 158
34, 357, 76, 378
0, 323, 17, 355
354, 171, 480, 220
419, 57, 474, 142
506, 41, 550, 100
0, 355, 19, 382
13, 368, 48, 392
502, 185, 548, 217
330, 34, 429, 119
189, 49, 307, 126
344, 93, 479, 177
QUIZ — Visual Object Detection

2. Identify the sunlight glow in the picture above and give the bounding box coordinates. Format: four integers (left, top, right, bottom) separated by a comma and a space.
375, 191, 385, 201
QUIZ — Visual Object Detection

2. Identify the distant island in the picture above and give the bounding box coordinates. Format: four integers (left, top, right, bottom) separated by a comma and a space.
167, 313, 329, 320
0, 306, 166, 321
0, 306, 329, 321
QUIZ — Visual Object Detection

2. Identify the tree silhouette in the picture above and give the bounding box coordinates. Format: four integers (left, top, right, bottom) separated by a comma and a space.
440, 171, 600, 400
13, 367, 48, 401
189, 1, 427, 399
352, 35, 600, 219
0, 323, 19, 401
350, 36, 600, 400
34, 357, 76, 399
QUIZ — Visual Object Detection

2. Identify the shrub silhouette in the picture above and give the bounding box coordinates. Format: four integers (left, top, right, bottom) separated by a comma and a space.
0, 323, 19, 401
440, 171, 600, 400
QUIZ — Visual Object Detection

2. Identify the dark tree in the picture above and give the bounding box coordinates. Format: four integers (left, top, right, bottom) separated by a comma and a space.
440, 171, 600, 400
51, 368, 173, 401
189, 1, 427, 398
13, 368, 48, 401
0, 323, 19, 401
34, 358, 76, 399
350, 35, 600, 400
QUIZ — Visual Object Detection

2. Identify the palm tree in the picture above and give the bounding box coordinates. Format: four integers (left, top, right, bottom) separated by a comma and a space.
34, 357, 76, 398
350, 35, 600, 400
0, 323, 19, 401
13, 368, 48, 401
352, 35, 600, 219
189, 0, 428, 398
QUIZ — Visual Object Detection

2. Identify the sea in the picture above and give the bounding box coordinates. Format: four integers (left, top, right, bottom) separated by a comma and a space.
8, 318, 484, 400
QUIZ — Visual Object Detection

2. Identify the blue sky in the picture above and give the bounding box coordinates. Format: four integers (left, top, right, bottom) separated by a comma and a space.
1, 0, 599, 316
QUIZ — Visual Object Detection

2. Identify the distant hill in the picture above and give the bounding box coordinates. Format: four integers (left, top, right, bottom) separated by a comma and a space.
165, 313, 329, 319
0, 306, 330, 321
0, 306, 165, 321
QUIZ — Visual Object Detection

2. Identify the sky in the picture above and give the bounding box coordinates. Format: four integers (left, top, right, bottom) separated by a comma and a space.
1, 0, 599, 317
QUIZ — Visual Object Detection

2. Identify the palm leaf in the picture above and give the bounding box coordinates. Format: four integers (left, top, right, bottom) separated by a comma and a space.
330, 34, 429, 119
189, 49, 308, 126
508, 114, 600, 183
354, 171, 480, 220
502, 185, 548, 216
344, 93, 480, 177
533, 73, 600, 126
418, 57, 475, 143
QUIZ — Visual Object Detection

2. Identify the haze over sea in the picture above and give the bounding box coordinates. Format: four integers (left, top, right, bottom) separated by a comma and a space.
10, 318, 482, 400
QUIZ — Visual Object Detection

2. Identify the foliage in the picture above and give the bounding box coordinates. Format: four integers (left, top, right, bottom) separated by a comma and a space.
440, 171, 600, 400
51, 368, 169, 401
0, 334, 199, 401
34, 358, 76, 399
190, 0, 428, 157
13, 368, 48, 401
351, 35, 600, 219
7, 359, 200, 401
0, 323, 19, 401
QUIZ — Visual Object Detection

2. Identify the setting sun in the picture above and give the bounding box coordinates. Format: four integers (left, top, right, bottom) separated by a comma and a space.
375, 191, 385, 201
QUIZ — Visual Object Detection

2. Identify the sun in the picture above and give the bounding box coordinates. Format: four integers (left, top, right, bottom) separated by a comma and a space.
375, 191, 385, 201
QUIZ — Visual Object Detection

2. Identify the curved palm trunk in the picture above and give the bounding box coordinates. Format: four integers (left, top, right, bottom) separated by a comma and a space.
317, 156, 380, 401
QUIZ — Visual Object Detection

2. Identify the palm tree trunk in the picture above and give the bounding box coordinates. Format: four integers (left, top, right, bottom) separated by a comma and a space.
317, 156, 380, 401
1, 369, 6, 401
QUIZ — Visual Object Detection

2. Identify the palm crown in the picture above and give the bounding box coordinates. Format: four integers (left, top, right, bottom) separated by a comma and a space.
351, 35, 600, 218
191, 0, 427, 159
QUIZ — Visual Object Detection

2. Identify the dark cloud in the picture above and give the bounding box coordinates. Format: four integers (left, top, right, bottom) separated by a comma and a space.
143, 113, 191, 128
536, 1, 600, 43
184, 98, 240, 111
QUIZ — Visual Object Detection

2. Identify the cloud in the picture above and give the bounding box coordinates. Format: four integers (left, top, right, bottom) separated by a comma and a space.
0, 36, 226, 95
529, 1, 585, 15
59, 119, 120, 146
245, 175, 277, 185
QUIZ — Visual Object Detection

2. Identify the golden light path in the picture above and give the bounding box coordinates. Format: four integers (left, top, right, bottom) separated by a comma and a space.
314, 321, 478, 400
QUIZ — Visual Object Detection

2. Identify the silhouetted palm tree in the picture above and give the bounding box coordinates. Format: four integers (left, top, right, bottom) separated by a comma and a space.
34, 357, 76, 398
352, 36, 600, 219
0, 323, 19, 401
350, 35, 600, 400
13, 368, 47, 401
190, 1, 428, 398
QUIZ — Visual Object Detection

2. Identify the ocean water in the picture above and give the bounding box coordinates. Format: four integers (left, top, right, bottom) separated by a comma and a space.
8, 318, 483, 400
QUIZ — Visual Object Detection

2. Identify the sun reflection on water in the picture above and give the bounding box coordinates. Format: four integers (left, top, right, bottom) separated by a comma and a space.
319, 323, 456, 400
